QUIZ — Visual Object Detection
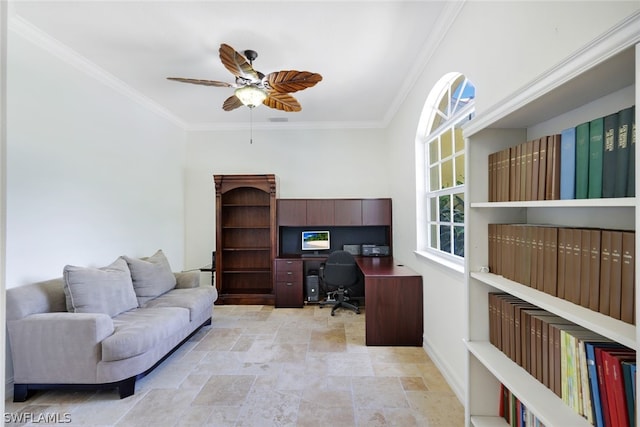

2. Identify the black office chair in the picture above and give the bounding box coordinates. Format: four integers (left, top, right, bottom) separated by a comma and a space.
319, 250, 360, 316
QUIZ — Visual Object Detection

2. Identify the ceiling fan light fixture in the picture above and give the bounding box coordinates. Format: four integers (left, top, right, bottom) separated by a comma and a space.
235, 85, 267, 108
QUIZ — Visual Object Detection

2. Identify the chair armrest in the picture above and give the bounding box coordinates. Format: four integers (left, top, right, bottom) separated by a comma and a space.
174, 270, 201, 288
7, 312, 114, 383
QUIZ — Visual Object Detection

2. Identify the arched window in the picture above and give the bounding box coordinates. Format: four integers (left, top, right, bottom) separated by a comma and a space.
416, 73, 475, 267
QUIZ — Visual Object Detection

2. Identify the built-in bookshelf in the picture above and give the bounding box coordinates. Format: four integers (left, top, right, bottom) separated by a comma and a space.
463, 12, 639, 427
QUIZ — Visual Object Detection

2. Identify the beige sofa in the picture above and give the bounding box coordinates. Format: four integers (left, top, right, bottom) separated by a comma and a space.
6, 250, 217, 401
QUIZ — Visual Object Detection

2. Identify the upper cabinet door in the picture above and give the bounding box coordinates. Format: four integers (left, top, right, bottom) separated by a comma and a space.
306, 199, 335, 226
334, 199, 362, 226
362, 199, 392, 225
277, 199, 307, 226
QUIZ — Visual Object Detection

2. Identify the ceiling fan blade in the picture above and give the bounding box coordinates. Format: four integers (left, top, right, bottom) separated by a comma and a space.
265, 70, 322, 93
263, 92, 302, 112
166, 77, 233, 87
219, 43, 259, 81
222, 95, 244, 111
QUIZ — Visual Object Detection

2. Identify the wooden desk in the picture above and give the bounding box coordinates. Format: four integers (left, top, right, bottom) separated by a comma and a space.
275, 255, 423, 346
356, 257, 423, 346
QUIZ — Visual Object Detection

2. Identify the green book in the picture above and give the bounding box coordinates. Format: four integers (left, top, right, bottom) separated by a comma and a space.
602, 113, 618, 198
588, 117, 604, 198
626, 106, 636, 197
614, 106, 634, 197
575, 122, 590, 199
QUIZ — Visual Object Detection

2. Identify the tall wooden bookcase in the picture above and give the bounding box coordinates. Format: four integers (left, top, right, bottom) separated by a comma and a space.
214, 174, 277, 305
463, 14, 639, 427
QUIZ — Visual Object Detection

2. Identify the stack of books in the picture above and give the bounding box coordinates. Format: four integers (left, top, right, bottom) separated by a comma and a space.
488, 105, 636, 202
490, 293, 636, 427
487, 224, 635, 324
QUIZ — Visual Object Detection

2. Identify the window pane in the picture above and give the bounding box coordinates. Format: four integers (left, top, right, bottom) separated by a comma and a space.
430, 111, 445, 133
440, 225, 451, 253
453, 192, 464, 223
430, 165, 440, 192
453, 226, 464, 257
429, 197, 437, 221
441, 159, 453, 189
430, 224, 438, 248
454, 126, 465, 153
454, 154, 465, 186
429, 138, 439, 165
441, 128, 453, 159
439, 195, 450, 222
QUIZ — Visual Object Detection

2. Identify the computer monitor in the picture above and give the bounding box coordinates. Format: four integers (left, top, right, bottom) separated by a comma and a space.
301, 230, 330, 253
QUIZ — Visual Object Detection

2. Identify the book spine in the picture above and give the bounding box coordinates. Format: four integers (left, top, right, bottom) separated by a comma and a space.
620, 231, 635, 324
579, 229, 591, 309
626, 107, 636, 197
547, 135, 561, 200
575, 122, 590, 199
602, 113, 619, 198
599, 230, 612, 316
614, 106, 634, 197
608, 231, 623, 320
588, 229, 602, 312
588, 117, 604, 198
560, 127, 576, 199
537, 137, 548, 200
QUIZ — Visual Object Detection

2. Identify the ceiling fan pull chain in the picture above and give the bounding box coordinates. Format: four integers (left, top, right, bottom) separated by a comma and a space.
250, 107, 254, 144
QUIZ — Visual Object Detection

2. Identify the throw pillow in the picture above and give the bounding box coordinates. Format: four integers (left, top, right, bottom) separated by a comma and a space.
122, 249, 177, 305
63, 257, 138, 317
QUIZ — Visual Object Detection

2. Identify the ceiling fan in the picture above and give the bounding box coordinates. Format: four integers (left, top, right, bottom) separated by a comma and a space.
167, 43, 323, 112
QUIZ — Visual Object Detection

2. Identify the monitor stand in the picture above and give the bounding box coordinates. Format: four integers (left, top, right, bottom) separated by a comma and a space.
301, 251, 325, 258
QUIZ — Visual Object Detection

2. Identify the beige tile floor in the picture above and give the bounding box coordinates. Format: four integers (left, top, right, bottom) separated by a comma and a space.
5, 305, 464, 426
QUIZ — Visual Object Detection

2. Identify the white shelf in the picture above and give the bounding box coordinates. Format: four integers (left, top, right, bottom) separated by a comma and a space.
470, 416, 508, 427
467, 341, 591, 427
470, 198, 636, 208
471, 272, 636, 349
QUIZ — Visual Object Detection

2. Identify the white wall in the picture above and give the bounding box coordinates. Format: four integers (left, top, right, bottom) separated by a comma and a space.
0, 0, 7, 416
386, 1, 640, 400
5, 26, 187, 390
183, 127, 390, 269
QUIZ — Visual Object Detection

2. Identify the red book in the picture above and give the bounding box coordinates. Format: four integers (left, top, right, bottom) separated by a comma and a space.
599, 347, 635, 427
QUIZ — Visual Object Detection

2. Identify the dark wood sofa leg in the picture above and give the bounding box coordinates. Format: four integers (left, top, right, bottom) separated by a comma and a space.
118, 377, 136, 399
13, 384, 29, 402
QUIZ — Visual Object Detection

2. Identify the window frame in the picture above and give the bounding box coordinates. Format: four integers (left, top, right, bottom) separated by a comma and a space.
415, 73, 475, 271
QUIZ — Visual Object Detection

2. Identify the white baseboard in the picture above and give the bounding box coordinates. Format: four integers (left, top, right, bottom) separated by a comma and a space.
422, 337, 464, 404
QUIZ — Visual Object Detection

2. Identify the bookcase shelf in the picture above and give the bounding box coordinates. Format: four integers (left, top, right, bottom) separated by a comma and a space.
463, 13, 639, 427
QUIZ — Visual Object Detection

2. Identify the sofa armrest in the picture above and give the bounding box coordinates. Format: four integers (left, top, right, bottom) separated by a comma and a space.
174, 271, 200, 289
7, 312, 114, 384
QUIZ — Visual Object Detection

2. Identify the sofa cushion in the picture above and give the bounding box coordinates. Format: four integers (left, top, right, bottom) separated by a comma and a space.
63, 258, 138, 317
101, 307, 189, 362
122, 249, 177, 306
143, 287, 218, 321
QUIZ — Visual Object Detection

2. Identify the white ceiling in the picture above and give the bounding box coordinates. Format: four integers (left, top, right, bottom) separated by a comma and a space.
9, 1, 461, 130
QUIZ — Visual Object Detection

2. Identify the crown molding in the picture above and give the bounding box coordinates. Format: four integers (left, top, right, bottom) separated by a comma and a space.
9, 14, 188, 130
381, 0, 466, 128
465, 9, 640, 136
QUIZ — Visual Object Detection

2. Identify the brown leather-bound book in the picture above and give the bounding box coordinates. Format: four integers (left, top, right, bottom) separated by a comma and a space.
488, 152, 495, 202
519, 142, 527, 201
509, 147, 517, 201
543, 227, 558, 296
620, 231, 635, 324
501, 148, 509, 202
487, 224, 497, 273
579, 229, 592, 308
549, 323, 585, 397
569, 228, 582, 305
513, 301, 538, 366
599, 230, 613, 316
556, 227, 569, 299
608, 230, 623, 320
513, 225, 524, 284
535, 226, 545, 291
514, 144, 522, 201
525, 139, 534, 201
496, 224, 503, 276
546, 135, 562, 200
531, 138, 541, 201
588, 229, 602, 312
523, 225, 533, 287
530, 226, 540, 290
537, 138, 548, 200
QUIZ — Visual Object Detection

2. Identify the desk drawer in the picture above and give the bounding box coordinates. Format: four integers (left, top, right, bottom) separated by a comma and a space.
275, 259, 302, 272
275, 269, 303, 282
